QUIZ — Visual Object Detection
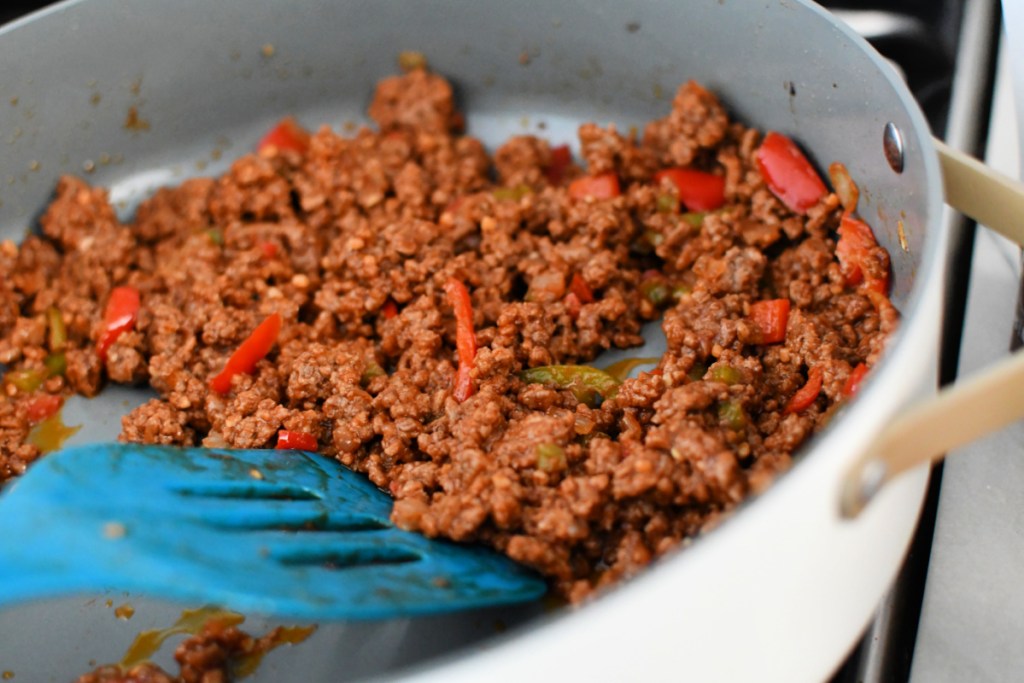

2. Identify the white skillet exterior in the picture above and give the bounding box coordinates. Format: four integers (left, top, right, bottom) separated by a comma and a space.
0, 0, 945, 680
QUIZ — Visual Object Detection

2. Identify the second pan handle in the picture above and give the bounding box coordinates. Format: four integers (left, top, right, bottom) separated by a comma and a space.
840, 140, 1024, 517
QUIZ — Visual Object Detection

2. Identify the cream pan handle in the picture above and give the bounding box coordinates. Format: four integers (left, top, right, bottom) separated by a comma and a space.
840, 141, 1024, 517
934, 139, 1024, 245
840, 352, 1024, 517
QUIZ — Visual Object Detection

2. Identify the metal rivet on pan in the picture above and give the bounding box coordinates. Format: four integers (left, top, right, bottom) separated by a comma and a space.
858, 459, 888, 506
839, 459, 888, 519
883, 121, 905, 174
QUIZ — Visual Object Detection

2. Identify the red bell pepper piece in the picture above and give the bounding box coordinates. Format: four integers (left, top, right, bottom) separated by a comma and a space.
843, 363, 869, 398
564, 292, 582, 320
568, 273, 595, 304
443, 196, 466, 216
785, 366, 823, 414
748, 299, 790, 344
444, 277, 476, 402
257, 116, 310, 154
275, 430, 318, 451
546, 144, 572, 185
568, 173, 621, 200
210, 313, 283, 395
260, 241, 279, 259
382, 299, 399, 319
755, 131, 827, 214
836, 212, 890, 295
654, 168, 726, 211
25, 394, 63, 424
97, 286, 141, 361
451, 111, 466, 134
564, 273, 593, 320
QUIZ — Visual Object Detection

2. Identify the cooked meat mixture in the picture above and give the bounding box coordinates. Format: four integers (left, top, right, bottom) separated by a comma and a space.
0, 68, 895, 601
75, 617, 299, 683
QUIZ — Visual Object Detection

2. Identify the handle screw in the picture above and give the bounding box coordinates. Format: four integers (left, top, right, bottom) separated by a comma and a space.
884, 122, 905, 174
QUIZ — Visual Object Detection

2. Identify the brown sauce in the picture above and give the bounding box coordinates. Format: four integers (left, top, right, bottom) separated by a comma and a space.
120, 606, 245, 669
113, 603, 135, 621
602, 356, 661, 382
117, 605, 315, 678
233, 625, 318, 678
25, 409, 80, 453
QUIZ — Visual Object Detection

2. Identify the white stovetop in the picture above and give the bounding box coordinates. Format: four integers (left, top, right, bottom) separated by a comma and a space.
910, 26, 1024, 683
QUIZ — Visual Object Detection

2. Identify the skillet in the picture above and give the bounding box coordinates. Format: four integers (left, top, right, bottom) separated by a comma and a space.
0, 0, 950, 679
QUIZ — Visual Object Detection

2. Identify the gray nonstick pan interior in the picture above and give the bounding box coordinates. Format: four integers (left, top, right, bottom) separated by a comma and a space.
0, 0, 940, 680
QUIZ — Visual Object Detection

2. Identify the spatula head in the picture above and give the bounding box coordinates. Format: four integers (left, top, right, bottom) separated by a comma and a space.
0, 444, 546, 620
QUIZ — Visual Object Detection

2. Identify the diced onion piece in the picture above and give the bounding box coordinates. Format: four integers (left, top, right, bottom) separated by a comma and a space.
829, 161, 859, 212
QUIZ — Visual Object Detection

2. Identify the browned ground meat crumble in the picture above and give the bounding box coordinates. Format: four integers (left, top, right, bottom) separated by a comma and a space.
0, 69, 895, 604
75, 617, 293, 683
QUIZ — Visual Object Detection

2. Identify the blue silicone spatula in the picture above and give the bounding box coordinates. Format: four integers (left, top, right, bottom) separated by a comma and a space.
0, 444, 546, 619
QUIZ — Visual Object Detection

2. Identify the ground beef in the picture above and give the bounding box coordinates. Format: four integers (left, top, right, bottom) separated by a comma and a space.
75, 617, 299, 683
75, 664, 175, 683
0, 68, 896, 602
